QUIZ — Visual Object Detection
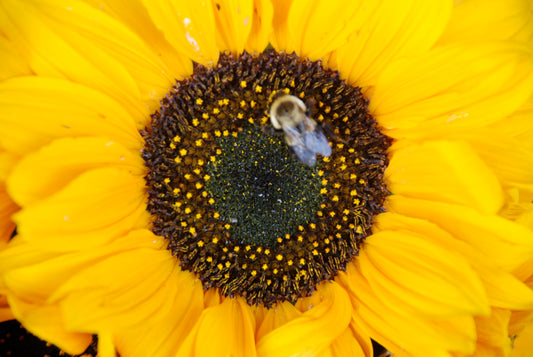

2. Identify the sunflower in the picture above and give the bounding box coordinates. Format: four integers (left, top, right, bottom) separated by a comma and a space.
1, 0, 533, 356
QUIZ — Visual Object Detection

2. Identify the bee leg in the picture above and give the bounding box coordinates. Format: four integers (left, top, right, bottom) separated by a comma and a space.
320, 123, 347, 144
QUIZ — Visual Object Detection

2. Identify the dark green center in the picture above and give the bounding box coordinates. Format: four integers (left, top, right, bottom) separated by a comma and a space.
207, 127, 322, 246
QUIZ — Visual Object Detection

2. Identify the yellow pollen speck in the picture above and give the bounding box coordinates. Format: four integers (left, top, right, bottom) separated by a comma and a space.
204, 174, 210, 180
312, 249, 318, 256
300, 258, 305, 265
234, 246, 240, 252
313, 242, 319, 248
216, 149, 222, 155
180, 149, 187, 156
297, 236, 303, 242
210, 156, 216, 162
324, 238, 330, 244
242, 263, 247, 269
206, 257, 213, 262
350, 174, 357, 180
336, 233, 342, 238
196, 98, 203, 105
273, 269, 278, 274
181, 221, 187, 227
285, 234, 291, 239
337, 143, 344, 149
329, 211, 336, 217
318, 114, 324, 121
320, 188, 328, 194
164, 178, 170, 184
198, 158, 205, 165
217, 263, 223, 270
193, 168, 201, 175
245, 245, 251, 251
184, 207, 192, 214
174, 156, 182, 163
173, 188, 180, 194
255, 86, 262, 93
321, 179, 328, 185
196, 213, 202, 219
325, 248, 331, 253
334, 183, 341, 188
189, 227, 196, 234
350, 190, 357, 196
310, 223, 316, 229
264, 249, 270, 255
336, 224, 342, 230
215, 130, 221, 137
250, 100, 256, 108
197, 240, 204, 247
192, 118, 199, 126
249, 253, 256, 260
237, 113, 244, 119
248, 118, 254, 124
356, 226, 364, 234
173, 135, 181, 142
225, 261, 231, 268
256, 247, 262, 253
318, 170, 324, 176
209, 198, 215, 204
240, 81, 247, 88
343, 116, 349, 122
359, 179, 366, 184
184, 174, 191, 180
212, 237, 219, 244
332, 195, 339, 202
277, 237, 283, 243
298, 225, 304, 231
224, 224, 231, 229
240, 100, 246, 107
299, 92, 305, 98
355, 158, 361, 164
173, 202, 182, 208
276, 254, 283, 261
283, 275, 288, 281
169, 142, 176, 149
317, 211, 323, 217
223, 130, 229, 136
213, 108, 220, 114
353, 198, 361, 205
262, 264, 268, 270
232, 131, 238, 137
195, 182, 203, 189
201, 191, 208, 197
288, 260, 293, 266
251, 270, 257, 276
324, 106, 331, 113
213, 212, 220, 218
195, 139, 203, 146
202, 113, 209, 119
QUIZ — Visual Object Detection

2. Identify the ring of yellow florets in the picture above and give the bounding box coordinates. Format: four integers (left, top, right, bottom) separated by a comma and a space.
142, 51, 391, 307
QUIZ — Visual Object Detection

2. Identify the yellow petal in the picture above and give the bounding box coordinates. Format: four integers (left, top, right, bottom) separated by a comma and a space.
326, 323, 369, 357
360, 230, 490, 317
212, 0, 254, 54
0, 184, 17, 244
0, 35, 32, 80
0, 0, 177, 119
6, 300, 92, 355
375, 212, 533, 311
329, 0, 452, 89
341, 266, 476, 355
114, 266, 204, 357
0, 77, 143, 155
257, 281, 352, 357
245, 0, 274, 53
512, 318, 533, 357
388, 196, 533, 271
141, 0, 219, 65
82, 0, 193, 79
271, 0, 365, 60
8, 137, 145, 206
471, 308, 512, 357
0, 295, 14, 322
438, 0, 533, 45
177, 297, 256, 357
12, 167, 149, 250
371, 43, 533, 138
387, 140, 504, 214
487, 93, 533, 149
449, 132, 533, 204
256, 301, 301, 341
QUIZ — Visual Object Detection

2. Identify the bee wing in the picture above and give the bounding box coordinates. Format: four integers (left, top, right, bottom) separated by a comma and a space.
303, 130, 332, 157
292, 144, 317, 167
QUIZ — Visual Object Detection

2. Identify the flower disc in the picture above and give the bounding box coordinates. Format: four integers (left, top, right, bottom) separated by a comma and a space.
142, 51, 392, 306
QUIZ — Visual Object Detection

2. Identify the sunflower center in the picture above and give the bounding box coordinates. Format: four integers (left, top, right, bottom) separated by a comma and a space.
206, 127, 322, 247
142, 51, 392, 307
